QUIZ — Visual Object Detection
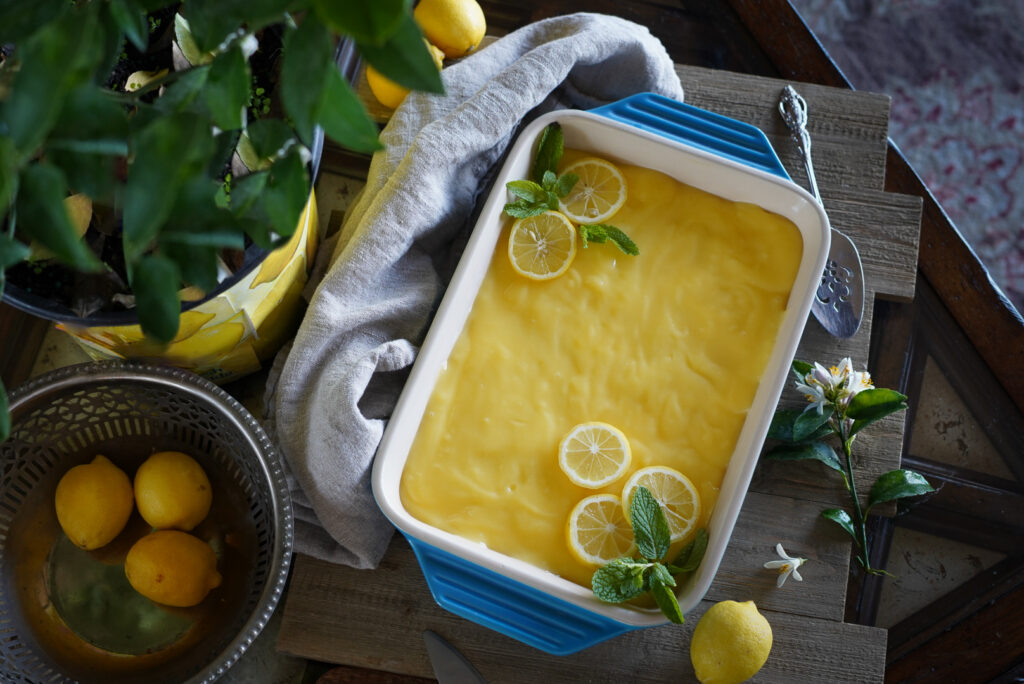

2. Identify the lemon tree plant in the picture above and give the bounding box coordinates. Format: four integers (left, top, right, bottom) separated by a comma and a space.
0, 0, 444, 440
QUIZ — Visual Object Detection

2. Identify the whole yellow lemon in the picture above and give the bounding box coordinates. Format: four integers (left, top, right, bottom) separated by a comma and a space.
413, 0, 486, 59
367, 41, 445, 109
134, 451, 212, 531
125, 530, 222, 607
690, 600, 773, 684
54, 455, 134, 550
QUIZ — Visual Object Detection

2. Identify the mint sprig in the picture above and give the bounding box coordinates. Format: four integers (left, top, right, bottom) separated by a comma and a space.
578, 224, 639, 256
503, 123, 578, 218
591, 486, 708, 624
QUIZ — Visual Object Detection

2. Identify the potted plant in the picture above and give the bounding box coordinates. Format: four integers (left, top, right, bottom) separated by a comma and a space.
0, 0, 445, 439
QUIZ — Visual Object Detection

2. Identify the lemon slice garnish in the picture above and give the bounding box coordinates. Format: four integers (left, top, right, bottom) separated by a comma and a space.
507, 210, 577, 280
557, 157, 627, 224
558, 421, 632, 489
621, 465, 701, 543
566, 494, 636, 566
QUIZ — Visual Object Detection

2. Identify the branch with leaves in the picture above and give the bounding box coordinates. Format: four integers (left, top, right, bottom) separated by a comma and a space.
592, 486, 708, 623
766, 359, 934, 574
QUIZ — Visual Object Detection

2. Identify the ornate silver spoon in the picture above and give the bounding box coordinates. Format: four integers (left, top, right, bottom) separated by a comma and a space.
779, 85, 865, 338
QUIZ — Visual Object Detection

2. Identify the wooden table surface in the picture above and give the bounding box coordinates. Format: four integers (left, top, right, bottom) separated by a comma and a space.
1, 1, 1020, 682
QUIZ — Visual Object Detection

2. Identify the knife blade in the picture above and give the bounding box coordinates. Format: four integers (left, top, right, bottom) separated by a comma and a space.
423, 631, 486, 684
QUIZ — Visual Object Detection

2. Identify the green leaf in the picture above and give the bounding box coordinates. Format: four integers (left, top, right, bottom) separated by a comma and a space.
793, 405, 834, 441
671, 528, 709, 573
47, 86, 130, 201
649, 562, 675, 588
545, 190, 560, 211
0, 137, 17, 212
131, 254, 181, 343
578, 224, 639, 256
502, 200, 545, 219
650, 576, 685, 624
152, 65, 211, 113
312, 0, 407, 45
765, 440, 842, 473
109, 0, 149, 51
767, 409, 800, 442
0, 0, 68, 43
847, 388, 908, 437
0, 234, 31, 269
0, 375, 8, 443
231, 170, 269, 217
867, 470, 934, 512
592, 558, 647, 603
630, 486, 671, 561
318, 66, 384, 154
173, 13, 215, 67
1, 7, 105, 154
554, 172, 578, 198
599, 225, 638, 256
281, 18, 332, 144
124, 113, 214, 264
205, 46, 250, 131
506, 180, 547, 204
183, 2, 240, 53
15, 164, 102, 271
261, 151, 309, 238
791, 359, 814, 377
531, 124, 563, 185
541, 170, 557, 191
821, 508, 857, 541
357, 13, 444, 94
245, 120, 296, 160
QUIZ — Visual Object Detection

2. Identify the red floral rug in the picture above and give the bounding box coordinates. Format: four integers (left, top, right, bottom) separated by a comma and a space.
791, 0, 1024, 315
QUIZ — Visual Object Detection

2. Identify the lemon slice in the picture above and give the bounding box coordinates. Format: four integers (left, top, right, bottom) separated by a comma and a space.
558, 422, 632, 489
507, 210, 577, 280
557, 157, 627, 224
566, 494, 636, 566
621, 466, 701, 542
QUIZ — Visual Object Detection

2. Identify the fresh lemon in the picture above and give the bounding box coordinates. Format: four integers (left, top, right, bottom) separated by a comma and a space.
413, 0, 486, 59
366, 41, 445, 109
621, 465, 700, 542
558, 422, 632, 489
54, 455, 134, 550
557, 157, 628, 224
566, 494, 636, 566
124, 530, 223, 608
690, 600, 773, 684
134, 451, 212, 531
507, 210, 577, 280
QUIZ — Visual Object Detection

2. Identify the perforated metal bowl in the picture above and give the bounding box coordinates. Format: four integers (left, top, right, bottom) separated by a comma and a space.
0, 362, 293, 683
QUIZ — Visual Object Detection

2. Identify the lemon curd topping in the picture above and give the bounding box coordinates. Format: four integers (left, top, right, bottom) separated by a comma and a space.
399, 155, 803, 588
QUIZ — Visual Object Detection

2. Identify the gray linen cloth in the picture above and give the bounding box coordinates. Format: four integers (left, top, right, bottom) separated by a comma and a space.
267, 12, 685, 568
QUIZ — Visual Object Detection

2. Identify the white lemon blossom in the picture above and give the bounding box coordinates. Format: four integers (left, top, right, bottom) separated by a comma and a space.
763, 543, 807, 587
793, 357, 874, 414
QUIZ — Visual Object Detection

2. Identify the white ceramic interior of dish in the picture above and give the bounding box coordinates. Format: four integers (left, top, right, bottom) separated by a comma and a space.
372, 108, 830, 627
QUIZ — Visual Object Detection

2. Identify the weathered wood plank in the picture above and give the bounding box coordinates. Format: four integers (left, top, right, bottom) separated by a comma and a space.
278, 536, 885, 683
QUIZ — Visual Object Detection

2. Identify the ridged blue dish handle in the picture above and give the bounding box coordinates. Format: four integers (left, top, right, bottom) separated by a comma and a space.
406, 536, 636, 655
590, 92, 791, 181
407, 95, 790, 655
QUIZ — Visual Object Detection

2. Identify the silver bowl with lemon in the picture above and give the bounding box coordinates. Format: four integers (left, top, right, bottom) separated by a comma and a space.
0, 362, 292, 683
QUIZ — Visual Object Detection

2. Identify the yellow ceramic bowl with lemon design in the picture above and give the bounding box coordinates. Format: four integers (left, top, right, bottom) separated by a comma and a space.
56, 193, 318, 384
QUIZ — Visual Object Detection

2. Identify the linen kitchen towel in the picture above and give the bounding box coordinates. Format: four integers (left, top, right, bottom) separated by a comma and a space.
268, 12, 684, 568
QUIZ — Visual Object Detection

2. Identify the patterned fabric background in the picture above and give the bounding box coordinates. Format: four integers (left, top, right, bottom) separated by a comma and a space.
790, 0, 1024, 315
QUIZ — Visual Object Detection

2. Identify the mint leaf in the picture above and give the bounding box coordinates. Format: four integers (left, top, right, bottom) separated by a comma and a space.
503, 200, 545, 219
671, 528, 709, 573
650, 575, 685, 624
592, 558, 647, 603
531, 123, 563, 185
506, 180, 546, 204
541, 169, 557, 191
650, 562, 676, 588
630, 486, 671, 561
578, 224, 639, 255
545, 190, 560, 211
554, 172, 578, 198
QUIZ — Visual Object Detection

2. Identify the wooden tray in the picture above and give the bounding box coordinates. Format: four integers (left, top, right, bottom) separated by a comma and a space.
275, 64, 921, 682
